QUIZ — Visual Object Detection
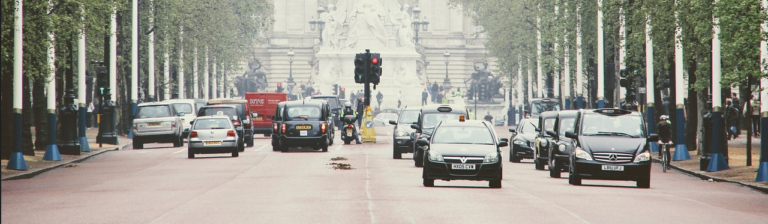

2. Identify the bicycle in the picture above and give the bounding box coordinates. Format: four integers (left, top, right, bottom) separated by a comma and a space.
660, 142, 672, 173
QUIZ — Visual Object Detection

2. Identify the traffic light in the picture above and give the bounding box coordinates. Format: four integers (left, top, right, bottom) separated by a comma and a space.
332, 84, 338, 95
369, 53, 381, 85
354, 54, 366, 83
619, 69, 630, 88
96, 65, 109, 96
339, 87, 346, 99
276, 82, 284, 93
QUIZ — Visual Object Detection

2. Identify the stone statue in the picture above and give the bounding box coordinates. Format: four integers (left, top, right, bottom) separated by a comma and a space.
344, 0, 388, 48
390, 4, 414, 48
321, 4, 344, 49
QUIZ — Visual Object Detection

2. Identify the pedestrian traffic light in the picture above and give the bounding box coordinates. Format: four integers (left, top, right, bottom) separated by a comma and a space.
340, 87, 345, 99
354, 54, 366, 83
276, 82, 284, 93
369, 53, 382, 85
96, 66, 109, 95
333, 84, 339, 95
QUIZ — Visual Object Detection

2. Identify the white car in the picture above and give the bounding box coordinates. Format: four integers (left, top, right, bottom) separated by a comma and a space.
374, 113, 399, 126
163, 99, 199, 137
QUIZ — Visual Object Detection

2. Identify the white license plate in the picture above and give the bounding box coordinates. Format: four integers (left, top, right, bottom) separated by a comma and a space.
346, 129, 353, 136
452, 164, 476, 170
204, 141, 221, 146
300, 130, 308, 136
602, 165, 624, 171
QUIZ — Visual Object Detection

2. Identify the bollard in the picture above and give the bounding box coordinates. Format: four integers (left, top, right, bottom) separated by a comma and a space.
58, 90, 81, 155
700, 110, 713, 170
707, 106, 729, 172
97, 88, 119, 146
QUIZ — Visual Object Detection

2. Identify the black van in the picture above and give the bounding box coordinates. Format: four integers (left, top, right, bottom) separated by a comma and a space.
410, 104, 469, 167
275, 100, 335, 152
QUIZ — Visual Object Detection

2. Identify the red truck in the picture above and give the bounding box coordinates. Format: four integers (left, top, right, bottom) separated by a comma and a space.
246, 92, 288, 137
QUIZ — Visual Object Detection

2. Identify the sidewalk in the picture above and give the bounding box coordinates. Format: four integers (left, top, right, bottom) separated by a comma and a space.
1, 128, 131, 180
664, 131, 767, 193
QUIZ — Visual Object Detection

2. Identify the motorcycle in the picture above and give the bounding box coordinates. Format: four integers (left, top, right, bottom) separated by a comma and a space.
341, 115, 358, 145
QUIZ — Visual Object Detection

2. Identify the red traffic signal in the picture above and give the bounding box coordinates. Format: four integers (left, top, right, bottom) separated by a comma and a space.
371, 57, 378, 65
340, 87, 345, 92
277, 83, 282, 87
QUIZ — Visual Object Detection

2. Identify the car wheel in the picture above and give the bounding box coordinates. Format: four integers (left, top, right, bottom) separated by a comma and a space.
568, 170, 581, 185
637, 178, 650, 188
549, 159, 561, 178
187, 149, 194, 159
489, 179, 502, 188
415, 149, 424, 167
322, 139, 329, 152
510, 146, 521, 163
329, 133, 334, 146
133, 139, 143, 149
272, 139, 280, 151
393, 146, 402, 159
534, 157, 545, 170
232, 147, 239, 157
178, 135, 184, 147
247, 137, 254, 147
280, 139, 289, 152
344, 140, 351, 145
238, 140, 245, 152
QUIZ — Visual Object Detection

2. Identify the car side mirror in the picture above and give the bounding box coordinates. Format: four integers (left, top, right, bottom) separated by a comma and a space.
499, 138, 508, 143
189, 121, 194, 125
565, 131, 577, 139
235, 126, 243, 132
177, 112, 185, 117
508, 128, 516, 133
410, 124, 419, 130
498, 141, 508, 147
535, 127, 541, 132
252, 113, 258, 118
647, 133, 659, 142
269, 115, 275, 120
416, 138, 429, 146
546, 130, 557, 137
389, 120, 397, 125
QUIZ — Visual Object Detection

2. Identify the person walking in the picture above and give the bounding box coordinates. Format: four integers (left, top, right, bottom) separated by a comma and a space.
356, 97, 365, 127
746, 95, 760, 137
484, 112, 494, 123
725, 100, 739, 140
732, 93, 742, 135
421, 89, 428, 105
432, 82, 439, 102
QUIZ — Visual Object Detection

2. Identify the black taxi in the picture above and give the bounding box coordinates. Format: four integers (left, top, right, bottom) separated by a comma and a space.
534, 111, 558, 170
546, 110, 578, 178
417, 118, 507, 188
276, 100, 335, 152
389, 106, 421, 159
565, 108, 658, 188
410, 104, 469, 167
269, 102, 286, 151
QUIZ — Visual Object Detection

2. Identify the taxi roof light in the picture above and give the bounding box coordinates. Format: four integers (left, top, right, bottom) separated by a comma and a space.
459, 115, 465, 122
593, 108, 631, 115
437, 107, 452, 112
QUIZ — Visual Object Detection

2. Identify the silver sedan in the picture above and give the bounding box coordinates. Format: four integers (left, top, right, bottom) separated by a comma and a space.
187, 116, 240, 158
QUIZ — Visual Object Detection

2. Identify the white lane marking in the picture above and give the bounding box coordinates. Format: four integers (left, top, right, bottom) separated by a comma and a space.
334, 144, 343, 151
508, 183, 590, 224
252, 144, 268, 152
172, 149, 185, 154
365, 153, 376, 224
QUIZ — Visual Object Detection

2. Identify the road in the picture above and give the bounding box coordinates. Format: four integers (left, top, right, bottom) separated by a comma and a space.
2, 126, 767, 223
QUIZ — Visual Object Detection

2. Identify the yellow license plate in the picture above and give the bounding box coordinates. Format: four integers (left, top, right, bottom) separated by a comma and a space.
254, 117, 263, 121
295, 125, 312, 130
204, 141, 221, 145
147, 122, 162, 127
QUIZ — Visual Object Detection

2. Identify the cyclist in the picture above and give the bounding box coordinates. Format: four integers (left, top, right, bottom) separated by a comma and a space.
657, 115, 672, 158
340, 102, 362, 144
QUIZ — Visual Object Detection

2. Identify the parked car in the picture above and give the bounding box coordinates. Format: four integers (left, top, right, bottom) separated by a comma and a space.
196, 105, 245, 152
373, 112, 398, 126
275, 100, 334, 152
132, 102, 185, 149
207, 99, 256, 147
245, 92, 288, 137
163, 99, 198, 137
187, 115, 240, 158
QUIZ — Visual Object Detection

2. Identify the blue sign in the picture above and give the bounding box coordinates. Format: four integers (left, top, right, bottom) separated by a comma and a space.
365, 121, 373, 128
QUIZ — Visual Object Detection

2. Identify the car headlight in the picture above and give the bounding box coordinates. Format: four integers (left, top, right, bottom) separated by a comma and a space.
634, 151, 651, 162
395, 130, 409, 137
574, 147, 593, 160
484, 153, 499, 163
558, 144, 566, 152
539, 139, 548, 148
428, 151, 443, 162
513, 140, 526, 145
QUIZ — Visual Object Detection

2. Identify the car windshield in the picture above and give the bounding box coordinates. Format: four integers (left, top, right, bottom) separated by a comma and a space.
422, 113, 464, 129
432, 127, 494, 144
519, 121, 536, 134
558, 118, 576, 136
398, 110, 420, 124
544, 118, 555, 131
213, 103, 246, 118
581, 114, 645, 137
286, 106, 322, 120
198, 108, 238, 121
193, 118, 232, 130
313, 97, 340, 108
531, 102, 560, 115
376, 113, 398, 121
172, 103, 194, 114
136, 105, 171, 118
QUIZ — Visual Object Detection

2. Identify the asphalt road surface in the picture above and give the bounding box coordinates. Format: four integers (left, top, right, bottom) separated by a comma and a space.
2, 127, 767, 223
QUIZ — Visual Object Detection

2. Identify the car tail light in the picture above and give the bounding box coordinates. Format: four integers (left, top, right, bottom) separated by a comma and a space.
273, 123, 278, 132
347, 124, 353, 128
232, 120, 241, 127
133, 124, 138, 131
190, 131, 198, 138
321, 123, 327, 133
281, 123, 286, 134
172, 121, 177, 128
227, 130, 236, 137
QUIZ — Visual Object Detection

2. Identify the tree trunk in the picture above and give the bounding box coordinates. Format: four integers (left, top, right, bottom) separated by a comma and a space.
117, 11, 130, 136
33, 77, 48, 152
22, 74, 34, 156
1, 52, 13, 159
685, 59, 698, 152
668, 55, 678, 145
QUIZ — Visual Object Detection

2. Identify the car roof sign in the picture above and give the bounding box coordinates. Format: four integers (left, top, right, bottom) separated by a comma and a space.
593, 108, 632, 115
437, 106, 452, 112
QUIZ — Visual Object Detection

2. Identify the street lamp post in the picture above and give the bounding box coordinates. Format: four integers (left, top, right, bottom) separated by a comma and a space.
443, 51, 451, 91
308, 7, 326, 45
411, 7, 429, 45
287, 50, 295, 86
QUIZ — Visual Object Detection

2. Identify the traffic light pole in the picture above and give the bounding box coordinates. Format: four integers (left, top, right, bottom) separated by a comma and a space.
364, 49, 371, 107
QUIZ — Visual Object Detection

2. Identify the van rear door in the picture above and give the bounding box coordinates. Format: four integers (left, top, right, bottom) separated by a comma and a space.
246, 92, 288, 135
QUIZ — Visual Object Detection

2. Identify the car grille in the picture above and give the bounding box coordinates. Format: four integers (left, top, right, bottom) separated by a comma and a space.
593, 152, 634, 163
443, 157, 484, 164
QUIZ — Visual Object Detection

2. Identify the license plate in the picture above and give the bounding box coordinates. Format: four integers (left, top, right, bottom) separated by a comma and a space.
452, 164, 476, 170
346, 129, 353, 136
254, 117, 263, 121
300, 130, 308, 136
204, 141, 221, 146
296, 125, 312, 130
147, 122, 162, 127
602, 165, 624, 171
